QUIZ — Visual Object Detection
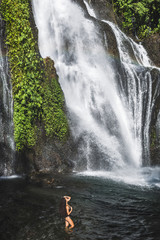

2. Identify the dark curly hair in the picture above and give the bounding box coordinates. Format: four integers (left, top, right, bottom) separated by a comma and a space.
59, 197, 68, 218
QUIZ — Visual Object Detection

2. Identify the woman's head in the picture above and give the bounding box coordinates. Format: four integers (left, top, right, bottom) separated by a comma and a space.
64, 196, 71, 202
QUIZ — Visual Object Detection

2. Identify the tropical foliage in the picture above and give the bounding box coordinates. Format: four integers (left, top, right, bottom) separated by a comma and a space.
113, 0, 160, 38
42, 58, 69, 140
0, 0, 68, 150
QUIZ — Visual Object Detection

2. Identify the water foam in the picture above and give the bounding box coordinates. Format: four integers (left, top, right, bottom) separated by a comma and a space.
77, 167, 160, 188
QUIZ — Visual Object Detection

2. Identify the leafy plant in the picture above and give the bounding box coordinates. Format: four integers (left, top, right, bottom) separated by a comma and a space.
113, 0, 160, 39
0, 0, 69, 150
42, 58, 69, 140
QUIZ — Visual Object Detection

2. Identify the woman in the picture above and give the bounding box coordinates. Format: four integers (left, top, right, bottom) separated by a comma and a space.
59, 196, 74, 230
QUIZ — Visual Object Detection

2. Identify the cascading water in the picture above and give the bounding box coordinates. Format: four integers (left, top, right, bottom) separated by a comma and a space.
103, 20, 154, 165
32, 0, 159, 177
84, 0, 156, 165
0, 17, 15, 176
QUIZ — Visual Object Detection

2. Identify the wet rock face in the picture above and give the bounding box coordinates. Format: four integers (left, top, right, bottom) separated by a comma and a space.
74, 0, 116, 23
0, 0, 75, 175
143, 34, 160, 68
73, 1, 120, 66
15, 134, 75, 175
15, 57, 75, 175
150, 69, 160, 166
0, 17, 15, 176
87, 0, 160, 68
89, 0, 116, 22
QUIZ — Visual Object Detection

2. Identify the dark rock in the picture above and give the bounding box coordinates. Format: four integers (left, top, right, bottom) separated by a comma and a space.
0, 16, 15, 175
14, 57, 76, 175
15, 133, 75, 175
89, 0, 117, 23
149, 68, 160, 165
143, 34, 160, 68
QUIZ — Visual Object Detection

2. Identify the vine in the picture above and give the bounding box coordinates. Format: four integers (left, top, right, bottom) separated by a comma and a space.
42, 58, 69, 140
113, 0, 160, 39
0, 0, 68, 150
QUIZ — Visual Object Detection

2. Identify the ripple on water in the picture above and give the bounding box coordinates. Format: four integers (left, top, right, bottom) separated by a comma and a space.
0, 173, 160, 240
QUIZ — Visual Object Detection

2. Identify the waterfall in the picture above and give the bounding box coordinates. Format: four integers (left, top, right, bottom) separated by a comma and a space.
32, 0, 158, 172
103, 20, 154, 165
0, 18, 15, 176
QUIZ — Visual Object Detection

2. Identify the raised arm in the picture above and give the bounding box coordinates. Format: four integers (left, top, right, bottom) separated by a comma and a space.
64, 196, 71, 201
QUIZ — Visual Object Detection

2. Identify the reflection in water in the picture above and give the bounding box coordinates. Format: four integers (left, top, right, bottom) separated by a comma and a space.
0, 174, 160, 240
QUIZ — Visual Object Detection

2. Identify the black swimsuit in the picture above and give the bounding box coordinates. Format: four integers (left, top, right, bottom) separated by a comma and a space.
65, 204, 71, 218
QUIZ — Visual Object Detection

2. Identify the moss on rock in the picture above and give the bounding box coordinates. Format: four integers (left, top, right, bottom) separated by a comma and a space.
0, 0, 69, 151
42, 57, 69, 140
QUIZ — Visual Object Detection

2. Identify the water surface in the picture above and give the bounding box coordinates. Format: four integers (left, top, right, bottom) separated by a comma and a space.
0, 173, 160, 240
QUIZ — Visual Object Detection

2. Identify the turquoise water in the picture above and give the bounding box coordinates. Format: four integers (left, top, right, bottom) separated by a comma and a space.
0, 173, 160, 240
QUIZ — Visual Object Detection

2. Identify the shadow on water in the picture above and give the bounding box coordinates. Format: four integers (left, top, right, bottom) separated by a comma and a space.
0, 173, 160, 240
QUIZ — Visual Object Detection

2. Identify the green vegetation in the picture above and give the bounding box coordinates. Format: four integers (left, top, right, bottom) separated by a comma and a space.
113, 0, 160, 39
42, 58, 68, 140
0, 0, 68, 150
150, 127, 157, 149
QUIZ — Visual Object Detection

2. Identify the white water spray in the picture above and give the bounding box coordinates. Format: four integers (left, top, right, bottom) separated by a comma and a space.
103, 20, 154, 164
0, 18, 15, 175
32, 0, 156, 172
